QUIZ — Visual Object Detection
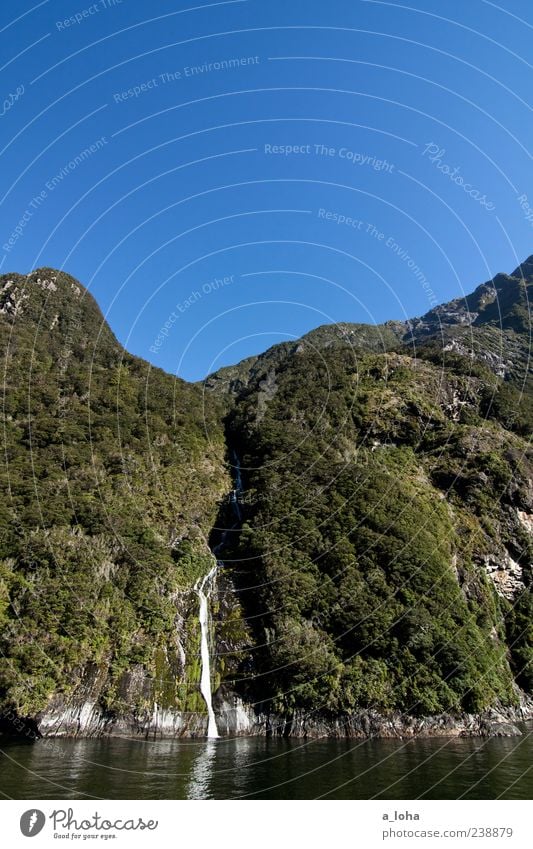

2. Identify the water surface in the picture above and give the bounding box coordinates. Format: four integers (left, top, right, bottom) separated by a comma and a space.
1, 727, 531, 799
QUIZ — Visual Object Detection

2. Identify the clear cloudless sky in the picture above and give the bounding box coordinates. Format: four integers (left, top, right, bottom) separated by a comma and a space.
0, 0, 532, 380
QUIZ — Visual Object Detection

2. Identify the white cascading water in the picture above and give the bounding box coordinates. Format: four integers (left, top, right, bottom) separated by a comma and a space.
194, 452, 244, 739
195, 564, 219, 739
231, 451, 243, 521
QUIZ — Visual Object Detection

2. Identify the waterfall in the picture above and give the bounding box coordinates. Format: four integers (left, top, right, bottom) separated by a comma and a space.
195, 564, 219, 739
233, 453, 244, 494
194, 451, 244, 739
230, 451, 244, 521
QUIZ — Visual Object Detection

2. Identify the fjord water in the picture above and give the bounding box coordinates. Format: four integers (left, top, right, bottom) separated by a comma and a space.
1, 728, 531, 800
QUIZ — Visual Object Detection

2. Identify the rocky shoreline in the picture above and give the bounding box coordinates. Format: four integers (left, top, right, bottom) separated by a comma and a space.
2, 692, 532, 742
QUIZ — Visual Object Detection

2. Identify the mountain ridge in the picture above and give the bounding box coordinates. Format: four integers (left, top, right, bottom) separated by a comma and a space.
0, 258, 531, 738
2, 257, 532, 384
206, 259, 532, 415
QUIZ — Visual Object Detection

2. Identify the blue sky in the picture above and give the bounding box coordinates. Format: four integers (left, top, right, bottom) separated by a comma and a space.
1, 0, 532, 380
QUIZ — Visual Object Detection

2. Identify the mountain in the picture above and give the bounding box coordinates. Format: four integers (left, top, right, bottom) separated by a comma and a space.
0, 269, 235, 726
0, 261, 531, 738
209, 258, 532, 410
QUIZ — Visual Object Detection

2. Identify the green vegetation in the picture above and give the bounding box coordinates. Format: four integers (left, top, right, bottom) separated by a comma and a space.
0, 261, 531, 725
0, 270, 229, 716
225, 342, 530, 716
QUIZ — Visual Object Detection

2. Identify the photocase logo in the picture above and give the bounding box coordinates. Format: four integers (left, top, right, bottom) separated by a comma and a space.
20, 810, 46, 837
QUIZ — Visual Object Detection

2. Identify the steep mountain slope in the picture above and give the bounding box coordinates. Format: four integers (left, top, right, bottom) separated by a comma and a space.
223, 347, 532, 719
210, 260, 533, 723
0, 260, 531, 737
0, 269, 233, 724
405, 262, 532, 405
208, 260, 532, 434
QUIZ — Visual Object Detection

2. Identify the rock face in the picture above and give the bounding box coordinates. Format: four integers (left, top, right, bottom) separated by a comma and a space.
36, 699, 210, 740
483, 553, 525, 599
479, 508, 533, 600
28, 693, 533, 740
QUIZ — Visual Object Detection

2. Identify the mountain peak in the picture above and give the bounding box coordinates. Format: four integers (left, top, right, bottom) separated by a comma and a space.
0, 268, 87, 320
411, 260, 531, 338
0, 267, 118, 356
511, 255, 533, 280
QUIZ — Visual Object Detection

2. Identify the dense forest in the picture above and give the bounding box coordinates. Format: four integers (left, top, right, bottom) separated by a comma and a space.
0, 261, 531, 732
0, 269, 230, 717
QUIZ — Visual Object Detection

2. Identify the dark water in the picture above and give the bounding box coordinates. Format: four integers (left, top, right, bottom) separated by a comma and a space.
1, 727, 532, 800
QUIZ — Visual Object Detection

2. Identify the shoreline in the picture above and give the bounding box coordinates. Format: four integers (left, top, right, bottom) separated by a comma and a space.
3, 695, 532, 742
